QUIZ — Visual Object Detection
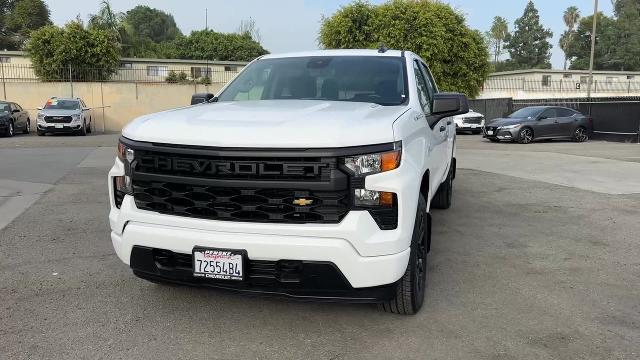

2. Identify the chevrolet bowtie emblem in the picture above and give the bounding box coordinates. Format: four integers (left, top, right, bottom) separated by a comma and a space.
293, 198, 314, 206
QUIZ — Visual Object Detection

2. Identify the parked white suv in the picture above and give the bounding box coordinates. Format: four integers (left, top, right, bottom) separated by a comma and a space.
108, 49, 468, 314
453, 109, 485, 134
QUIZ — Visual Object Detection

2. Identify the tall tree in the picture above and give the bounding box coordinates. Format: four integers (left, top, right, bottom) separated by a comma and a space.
319, 0, 490, 97
489, 16, 509, 63
174, 30, 268, 62
504, 1, 553, 69
3, 0, 50, 49
613, 0, 640, 70
559, 6, 580, 69
566, 13, 618, 70
88, 0, 124, 40
120, 6, 182, 57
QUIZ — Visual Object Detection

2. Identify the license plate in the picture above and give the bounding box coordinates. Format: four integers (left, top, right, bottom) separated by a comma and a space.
192, 247, 245, 281
55, 124, 64, 129
487, 130, 494, 135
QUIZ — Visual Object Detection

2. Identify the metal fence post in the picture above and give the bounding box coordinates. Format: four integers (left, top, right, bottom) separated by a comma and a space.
1, 60, 5, 100
69, 64, 74, 98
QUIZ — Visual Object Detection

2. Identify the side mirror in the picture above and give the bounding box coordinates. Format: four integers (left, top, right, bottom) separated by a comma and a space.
430, 92, 469, 121
11, 109, 20, 113
37, 107, 43, 110
82, 107, 90, 111
191, 93, 215, 105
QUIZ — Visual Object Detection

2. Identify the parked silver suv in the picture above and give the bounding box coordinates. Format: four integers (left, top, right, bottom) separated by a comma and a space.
36, 97, 93, 136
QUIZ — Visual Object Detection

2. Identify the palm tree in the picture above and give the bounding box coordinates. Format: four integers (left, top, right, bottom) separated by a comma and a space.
560, 6, 581, 69
490, 16, 509, 63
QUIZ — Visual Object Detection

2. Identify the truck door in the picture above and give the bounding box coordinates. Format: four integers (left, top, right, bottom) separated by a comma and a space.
412, 59, 446, 193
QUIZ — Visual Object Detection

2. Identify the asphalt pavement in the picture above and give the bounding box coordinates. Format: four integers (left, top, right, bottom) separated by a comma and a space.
1, 133, 639, 360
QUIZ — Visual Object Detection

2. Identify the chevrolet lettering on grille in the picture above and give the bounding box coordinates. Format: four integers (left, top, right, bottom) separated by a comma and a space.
138, 155, 328, 177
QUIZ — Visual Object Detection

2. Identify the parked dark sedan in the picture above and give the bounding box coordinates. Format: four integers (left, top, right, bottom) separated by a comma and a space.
483, 106, 592, 144
0, 101, 30, 137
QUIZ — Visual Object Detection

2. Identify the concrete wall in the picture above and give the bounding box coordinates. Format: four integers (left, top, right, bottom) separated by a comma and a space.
2, 82, 225, 132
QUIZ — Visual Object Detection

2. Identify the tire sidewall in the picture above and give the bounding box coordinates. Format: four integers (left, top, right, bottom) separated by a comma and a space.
518, 127, 532, 144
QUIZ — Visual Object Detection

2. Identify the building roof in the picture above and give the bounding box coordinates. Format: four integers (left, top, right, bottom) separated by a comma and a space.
0, 50, 248, 66
489, 69, 640, 77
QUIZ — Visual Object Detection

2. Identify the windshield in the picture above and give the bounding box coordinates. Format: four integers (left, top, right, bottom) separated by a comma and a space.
0, 102, 10, 113
44, 99, 80, 110
509, 107, 545, 118
217, 56, 407, 106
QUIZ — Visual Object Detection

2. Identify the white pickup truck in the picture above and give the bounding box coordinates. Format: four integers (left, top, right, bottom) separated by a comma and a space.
108, 49, 468, 315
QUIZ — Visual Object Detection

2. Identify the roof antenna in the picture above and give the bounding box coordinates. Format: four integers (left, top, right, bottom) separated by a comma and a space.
377, 43, 388, 53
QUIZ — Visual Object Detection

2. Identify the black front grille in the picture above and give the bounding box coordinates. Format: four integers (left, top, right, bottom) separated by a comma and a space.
132, 180, 350, 223
44, 116, 72, 123
135, 150, 335, 182
463, 116, 483, 124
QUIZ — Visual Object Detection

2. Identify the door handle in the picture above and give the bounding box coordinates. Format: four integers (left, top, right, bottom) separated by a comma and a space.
439, 125, 446, 132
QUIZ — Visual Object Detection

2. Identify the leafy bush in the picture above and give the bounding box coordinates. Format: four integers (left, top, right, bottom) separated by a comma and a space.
319, 0, 489, 97
26, 21, 120, 81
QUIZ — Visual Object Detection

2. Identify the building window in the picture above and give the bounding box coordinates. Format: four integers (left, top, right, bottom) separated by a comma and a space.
0, 57, 10, 63
224, 65, 238, 72
541, 75, 551, 87
580, 76, 590, 84
121, 62, 133, 68
147, 66, 168, 77
191, 67, 211, 78
563, 73, 572, 79
627, 75, 635, 80
606, 76, 618, 84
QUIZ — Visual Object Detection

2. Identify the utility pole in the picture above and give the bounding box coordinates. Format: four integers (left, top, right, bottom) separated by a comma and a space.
587, 0, 598, 99
205, 8, 209, 89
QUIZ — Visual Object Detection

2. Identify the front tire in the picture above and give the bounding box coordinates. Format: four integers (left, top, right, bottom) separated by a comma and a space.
23, 119, 30, 134
5, 121, 14, 137
79, 120, 87, 136
379, 194, 427, 315
573, 126, 588, 142
517, 127, 533, 144
87, 118, 92, 134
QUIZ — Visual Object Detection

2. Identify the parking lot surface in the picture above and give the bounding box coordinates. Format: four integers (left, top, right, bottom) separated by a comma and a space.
1, 133, 639, 359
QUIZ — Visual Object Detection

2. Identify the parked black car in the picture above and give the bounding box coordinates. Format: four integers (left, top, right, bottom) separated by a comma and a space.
0, 101, 30, 137
483, 106, 592, 144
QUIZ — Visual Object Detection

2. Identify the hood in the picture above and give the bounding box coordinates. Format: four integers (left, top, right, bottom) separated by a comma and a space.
488, 117, 530, 127
40, 109, 80, 116
123, 100, 409, 148
459, 110, 483, 118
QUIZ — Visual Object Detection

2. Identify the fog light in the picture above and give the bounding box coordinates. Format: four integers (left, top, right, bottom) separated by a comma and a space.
354, 189, 395, 207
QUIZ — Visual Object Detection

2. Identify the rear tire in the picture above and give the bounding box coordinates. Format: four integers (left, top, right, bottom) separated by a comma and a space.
573, 126, 588, 142
431, 162, 453, 210
87, 118, 92, 134
379, 194, 427, 315
5, 121, 14, 137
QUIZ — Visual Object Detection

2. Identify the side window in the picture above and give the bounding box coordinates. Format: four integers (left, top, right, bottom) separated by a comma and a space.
558, 108, 576, 117
15, 104, 22, 111
413, 60, 432, 116
540, 108, 557, 119
418, 62, 437, 98
9, 103, 17, 112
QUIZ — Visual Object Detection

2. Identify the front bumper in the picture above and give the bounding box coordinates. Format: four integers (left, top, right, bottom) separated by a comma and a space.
37, 123, 82, 133
456, 124, 482, 132
109, 154, 416, 293
483, 126, 519, 140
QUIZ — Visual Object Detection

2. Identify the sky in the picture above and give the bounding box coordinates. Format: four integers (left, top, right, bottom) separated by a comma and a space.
46, 0, 614, 70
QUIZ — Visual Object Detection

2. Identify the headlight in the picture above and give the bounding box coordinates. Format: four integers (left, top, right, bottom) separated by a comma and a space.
72, 114, 81, 120
500, 124, 520, 130
117, 141, 135, 163
343, 148, 401, 177
115, 140, 135, 204
37, 112, 44, 120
